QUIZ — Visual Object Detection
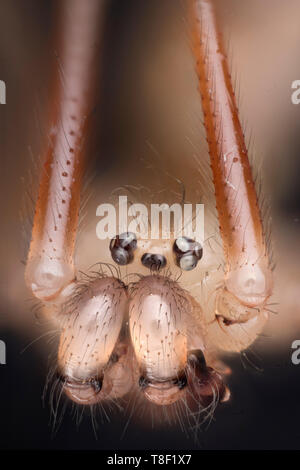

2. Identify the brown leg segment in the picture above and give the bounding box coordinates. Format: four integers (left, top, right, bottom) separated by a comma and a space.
25, 0, 103, 301
191, 0, 272, 307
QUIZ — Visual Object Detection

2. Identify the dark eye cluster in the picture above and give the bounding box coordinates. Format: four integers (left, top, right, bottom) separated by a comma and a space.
141, 253, 166, 271
109, 232, 137, 266
109, 233, 203, 271
173, 236, 203, 271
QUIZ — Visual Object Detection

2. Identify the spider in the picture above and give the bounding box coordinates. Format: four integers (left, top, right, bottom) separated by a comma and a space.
24, 0, 273, 427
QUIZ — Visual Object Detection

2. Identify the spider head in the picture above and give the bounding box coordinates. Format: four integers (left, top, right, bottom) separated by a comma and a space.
109, 232, 203, 273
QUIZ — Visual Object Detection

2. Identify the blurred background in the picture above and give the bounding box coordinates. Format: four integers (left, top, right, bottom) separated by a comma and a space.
0, 0, 300, 450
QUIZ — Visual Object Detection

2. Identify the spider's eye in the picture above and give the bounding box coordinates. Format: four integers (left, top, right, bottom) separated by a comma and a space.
141, 253, 167, 271
109, 232, 137, 265
173, 236, 203, 271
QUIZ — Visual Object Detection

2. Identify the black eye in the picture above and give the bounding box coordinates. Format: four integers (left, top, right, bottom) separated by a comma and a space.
173, 236, 203, 271
109, 232, 137, 265
141, 253, 167, 271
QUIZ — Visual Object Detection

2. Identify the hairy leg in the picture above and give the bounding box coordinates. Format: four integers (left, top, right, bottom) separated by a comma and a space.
25, 0, 103, 302
190, 0, 273, 351
24, 0, 133, 406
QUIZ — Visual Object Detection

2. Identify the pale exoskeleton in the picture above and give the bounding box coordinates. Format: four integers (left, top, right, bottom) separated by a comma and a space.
23, 0, 274, 432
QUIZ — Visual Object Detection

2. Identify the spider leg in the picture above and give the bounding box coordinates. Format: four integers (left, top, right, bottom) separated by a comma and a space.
24, 1, 134, 406
190, 0, 273, 351
25, 0, 103, 302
